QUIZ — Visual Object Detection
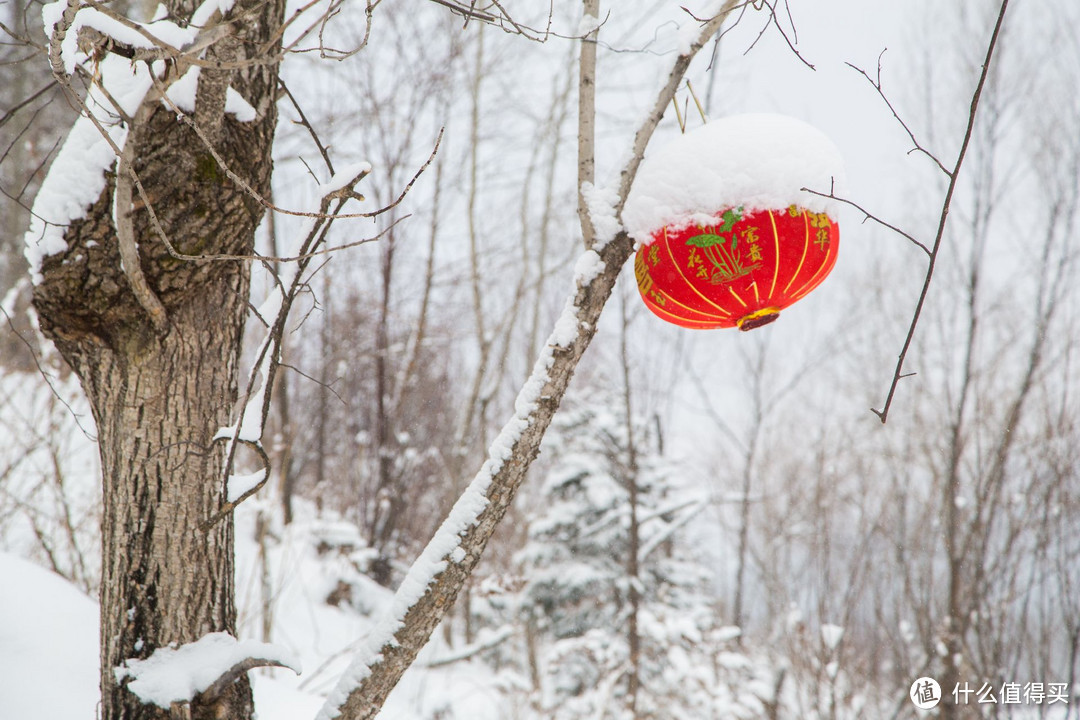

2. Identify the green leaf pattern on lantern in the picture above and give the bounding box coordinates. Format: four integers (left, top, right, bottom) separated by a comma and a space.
686, 233, 726, 249
684, 207, 759, 285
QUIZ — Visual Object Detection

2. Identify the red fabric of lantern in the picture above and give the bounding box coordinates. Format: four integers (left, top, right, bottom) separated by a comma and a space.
634, 205, 838, 330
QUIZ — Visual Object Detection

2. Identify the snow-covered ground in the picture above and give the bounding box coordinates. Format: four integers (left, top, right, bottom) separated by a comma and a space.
0, 371, 507, 720
0, 494, 511, 720
1, 368, 1073, 719
233, 499, 509, 720
0, 552, 99, 719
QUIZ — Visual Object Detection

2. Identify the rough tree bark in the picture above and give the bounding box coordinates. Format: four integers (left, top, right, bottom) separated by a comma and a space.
30, 0, 283, 716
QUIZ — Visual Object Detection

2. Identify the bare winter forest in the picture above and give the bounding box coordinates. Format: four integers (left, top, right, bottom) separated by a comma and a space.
1, 0, 1078, 718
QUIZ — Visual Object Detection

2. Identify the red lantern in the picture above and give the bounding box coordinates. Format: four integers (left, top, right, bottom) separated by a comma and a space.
634, 205, 838, 330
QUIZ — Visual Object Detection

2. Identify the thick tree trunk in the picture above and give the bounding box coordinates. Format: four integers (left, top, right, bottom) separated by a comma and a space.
84, 296, 251, 720
30, 0, 282, 716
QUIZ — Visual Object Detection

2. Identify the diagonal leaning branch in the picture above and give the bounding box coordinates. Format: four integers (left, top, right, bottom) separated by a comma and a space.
316, 4, 736, 719
870, 0, 1011, 423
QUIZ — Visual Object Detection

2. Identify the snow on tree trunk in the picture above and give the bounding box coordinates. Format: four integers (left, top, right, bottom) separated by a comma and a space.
27, 0, 284, 716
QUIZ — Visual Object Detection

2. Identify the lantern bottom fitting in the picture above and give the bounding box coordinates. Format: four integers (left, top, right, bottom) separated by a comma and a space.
737, 307, 781, 332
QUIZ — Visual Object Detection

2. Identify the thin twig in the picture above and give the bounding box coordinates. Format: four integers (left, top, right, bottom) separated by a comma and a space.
0, 18, 45, 50
0, 302, 97, 441
846, 51, 951, 176
8, 110, 64, 205
686, 79, 707, 123
279, 78, 335, 175
1, 135, 63, 216
672, 95, 686, 133
762, 0, 813, 69
0, 81, 58, 129
741, 0, 814, 70
157, 74, 439, 226
313, 0, 373, 60
260, 0, 328, 54
801, 186, 931, 257
427, 0, 495, 23
199, 439, 271, 530
872, 0, 1011, 423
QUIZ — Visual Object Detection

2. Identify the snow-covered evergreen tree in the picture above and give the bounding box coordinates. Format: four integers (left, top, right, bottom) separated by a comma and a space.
517, 393, 720, 719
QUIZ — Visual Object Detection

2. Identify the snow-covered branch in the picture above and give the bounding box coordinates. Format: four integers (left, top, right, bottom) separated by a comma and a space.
115, 632, 300, 710
316, 5, 737, 719
421, 625, 514, 668
638, 496, 708, 562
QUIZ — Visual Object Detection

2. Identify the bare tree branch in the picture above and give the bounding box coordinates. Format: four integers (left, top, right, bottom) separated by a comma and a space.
577, 0, 599, 247
755, 0, 814, 70
200, 439, 272, 531
802, 185, 931, 257
279, 77, 335, 175
872, 0, 1012, 423
197, 656, 294, 703
114, 99, 169, 333
0, 80, 58, 130
0, 301, 97, 440
846, 50, 950, 176
427, 0, 496, 23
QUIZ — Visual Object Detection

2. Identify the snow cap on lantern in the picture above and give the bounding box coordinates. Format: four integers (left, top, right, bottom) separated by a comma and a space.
624, 113, 846, 330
